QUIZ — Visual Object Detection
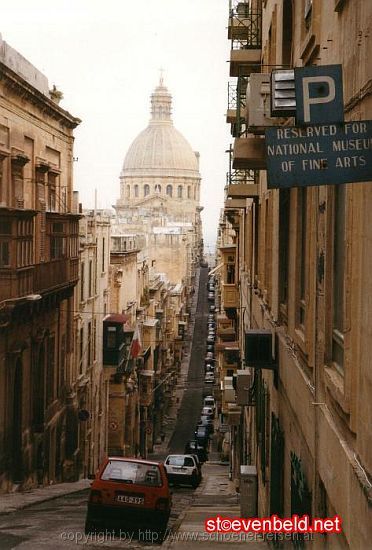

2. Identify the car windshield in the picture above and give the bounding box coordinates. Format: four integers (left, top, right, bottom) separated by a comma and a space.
101, 460, 161, 486
167, 456, 194, 467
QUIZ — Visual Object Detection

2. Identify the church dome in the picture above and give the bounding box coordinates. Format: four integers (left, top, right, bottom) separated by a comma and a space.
122, 79, 200, 177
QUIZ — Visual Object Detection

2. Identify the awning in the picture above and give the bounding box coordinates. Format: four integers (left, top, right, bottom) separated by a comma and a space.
208, 263, 223, 276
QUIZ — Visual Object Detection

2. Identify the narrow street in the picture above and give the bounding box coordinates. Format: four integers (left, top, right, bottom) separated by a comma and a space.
0, 267, 252, 549
0, 267, 269, 549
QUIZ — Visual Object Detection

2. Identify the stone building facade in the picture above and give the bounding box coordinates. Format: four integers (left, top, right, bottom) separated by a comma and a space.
218, 1, 372, 548
71, 209, 111, 478
0, 36, 80, 491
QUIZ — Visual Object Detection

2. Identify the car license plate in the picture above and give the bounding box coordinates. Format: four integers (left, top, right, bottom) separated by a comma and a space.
116, 495, 144, 505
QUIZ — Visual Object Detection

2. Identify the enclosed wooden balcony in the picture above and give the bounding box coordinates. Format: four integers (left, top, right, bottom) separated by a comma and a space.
139, 370, 154, 407
33, 258, 79, 294
222, 283, 239, 309
232, 136, 266, 170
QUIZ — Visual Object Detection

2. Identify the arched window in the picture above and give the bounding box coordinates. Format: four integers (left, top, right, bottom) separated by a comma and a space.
187, 186, 191, 199
144, 184, 150, 197
134, 185, 139, 198
177, 185, 183, 198
155, 184, 161, 194
166, 185, 173, 197
126, 185, 130, 198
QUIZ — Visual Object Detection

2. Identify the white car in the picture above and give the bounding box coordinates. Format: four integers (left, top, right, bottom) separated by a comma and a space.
164, 455, 201, 488
204, 373, 215, 385
202, 405, 214, 418
204, 396, 216, 410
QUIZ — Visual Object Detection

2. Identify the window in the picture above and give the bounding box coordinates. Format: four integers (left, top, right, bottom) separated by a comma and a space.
102, 238, 105, 272
297, 188, 307, 330
126, 185, 130, 198
88, 260, 93, 297
177, 185, 183, 198
87, 321, 92, 366
50, 222, 66, 260
0, 218, 12, 267
80, 262, 85, 301
0, 241, 10, 267
155, 184, 161, 193
107, 326, 116, 348
166, 184, 173, 197
279, 189, 290, 318
187, 186, 191, 199
48, 173, 57, 212
79, 327, 84, 374
93, 319, 97, 361
134, 185, 139, 198
144, 184, 150, 197
332, 185, 346, 372
46, 335, 55, 405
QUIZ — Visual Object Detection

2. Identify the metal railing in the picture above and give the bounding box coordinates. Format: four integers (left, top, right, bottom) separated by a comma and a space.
227, 82, 238, 110
230, 11, 262, 50
226, 169, 258, 186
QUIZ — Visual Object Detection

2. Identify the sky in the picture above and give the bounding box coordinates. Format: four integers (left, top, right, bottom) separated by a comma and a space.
1, 0, 231, 251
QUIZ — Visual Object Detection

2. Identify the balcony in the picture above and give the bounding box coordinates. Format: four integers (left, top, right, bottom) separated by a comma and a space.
226, 183, 259, 200
139, 370, 154, 407
227, 82, 237, 124
228, 4, 262, 77
222, 283, 239, 309
232, 136, 266, 170
34, 258, 79, 294
228, 3, 262, 43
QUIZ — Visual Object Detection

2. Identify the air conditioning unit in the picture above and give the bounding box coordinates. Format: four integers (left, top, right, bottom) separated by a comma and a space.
224, 376, 236, 403
245, 73, 280, 132
270, 69, 296, 117
245, 329, 277, 370
236, 369, 253, 405
240, 465, 257, 517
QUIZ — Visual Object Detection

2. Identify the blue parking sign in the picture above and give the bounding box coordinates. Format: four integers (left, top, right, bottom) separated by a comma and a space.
295, 65, 344, 125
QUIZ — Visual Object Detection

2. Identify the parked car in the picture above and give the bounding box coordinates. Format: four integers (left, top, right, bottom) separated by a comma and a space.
184, 440, 208, 463
204, 363, 214, 374
209, 305, 216, 312
85, 457, 171, 535
197, 417, 214, 434
204, 372, 215, 384
206, 344, 214, 353
208, 293, 215, 301
207, 335, 215, 344
164, 455, 201, 488
204, 396, 216, 410
195, 426, 210, 448
202, 406, 215, 419
189, 453, 202, 476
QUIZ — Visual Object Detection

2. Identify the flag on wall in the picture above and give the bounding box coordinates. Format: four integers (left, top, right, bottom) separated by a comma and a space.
130, 324, 142, 358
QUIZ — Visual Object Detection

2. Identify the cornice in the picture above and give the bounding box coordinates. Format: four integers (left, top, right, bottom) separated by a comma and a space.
0, 61, 81, 129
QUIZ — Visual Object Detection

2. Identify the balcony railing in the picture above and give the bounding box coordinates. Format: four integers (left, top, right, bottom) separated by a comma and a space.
229, 8, 262, 50
226, 169, 257, 186
227, 82, 238, 110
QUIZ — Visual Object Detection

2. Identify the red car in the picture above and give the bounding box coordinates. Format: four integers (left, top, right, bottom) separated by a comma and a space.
85, 457, 171, 536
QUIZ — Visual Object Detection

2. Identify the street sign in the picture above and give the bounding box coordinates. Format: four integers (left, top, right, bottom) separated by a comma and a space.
265, 120, 372, 189
295, 65, 344, 125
